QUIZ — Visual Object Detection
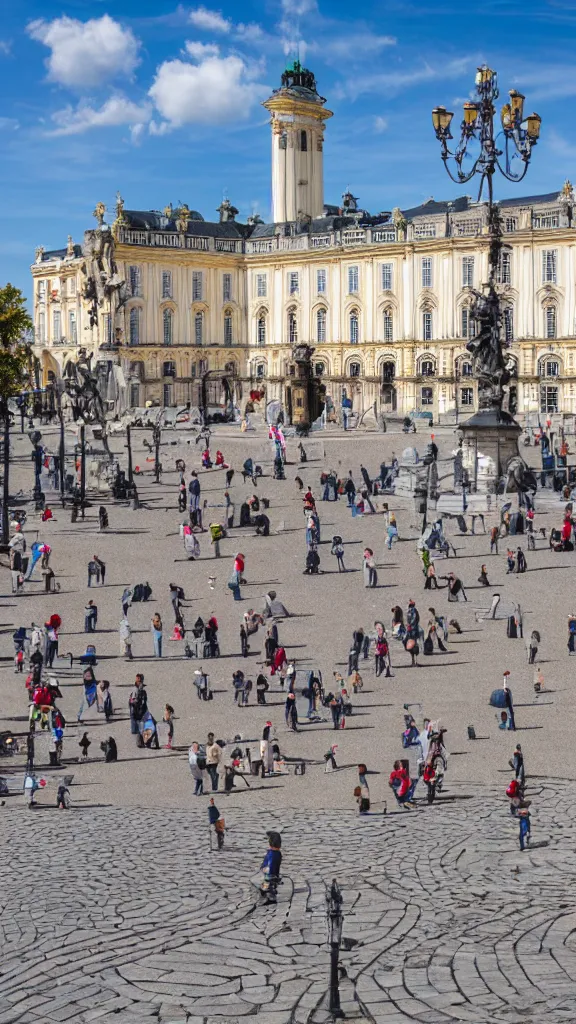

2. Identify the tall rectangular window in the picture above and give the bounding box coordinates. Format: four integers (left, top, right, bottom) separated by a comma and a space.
52, 309, 61, 341
38, 312, 45, 343
381, 263, 393, 291
38, 280, 46, 301
192, 271, 203, 301
68, 278, 76, 296
163, 309, 173, 346
129, 307, 140, 345
103, 313, 112, 345
223, 273, 232, 302
542, 249, 557, 284
421, 257, 432, 288
162, 271, 172, 298
317, 269, 326, 294
256, 273, 267, 298
348, 265, 359, 293
504, 306, 514, 344
289, 272, 299, 295
129, 265, 142, 296
461, 308, 476, 339
194, 312, 203, 346
461, 387, 474, 406
423, 310, 432, 341
497, 251, 511, 284
68, 310, 77, 344
224, 313, 233, 345
462, 256, 474, 287
545, 306, 557, 339
383, 311, 393, 341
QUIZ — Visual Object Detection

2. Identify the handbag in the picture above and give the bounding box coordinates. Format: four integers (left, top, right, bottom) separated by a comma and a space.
423, 635, 434, 656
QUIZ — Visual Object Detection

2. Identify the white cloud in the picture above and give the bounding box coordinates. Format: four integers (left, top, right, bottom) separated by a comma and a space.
235, 22, 265, 43
374, 115, 388, 133
188, 7, 231, 33
27, 14, 140, 89
325, 33, 396, 60
0, 40, 11, 56
185, 40, 220, 58
149, 54, 268, 126
48, 95, 152, 136
345, 58, 471, 100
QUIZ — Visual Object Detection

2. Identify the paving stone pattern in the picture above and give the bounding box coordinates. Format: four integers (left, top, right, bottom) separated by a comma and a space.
2, 789, 576, 1024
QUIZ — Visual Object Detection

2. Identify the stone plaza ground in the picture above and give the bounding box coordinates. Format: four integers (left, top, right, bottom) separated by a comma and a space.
1, 420, 576, 1023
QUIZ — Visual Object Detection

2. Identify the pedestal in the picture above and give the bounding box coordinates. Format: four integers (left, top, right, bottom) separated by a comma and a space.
459, 409, 521, 492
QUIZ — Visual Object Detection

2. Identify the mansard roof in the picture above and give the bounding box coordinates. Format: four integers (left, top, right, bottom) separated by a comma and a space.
125, 210, 248, 238
39, 245, 83, 262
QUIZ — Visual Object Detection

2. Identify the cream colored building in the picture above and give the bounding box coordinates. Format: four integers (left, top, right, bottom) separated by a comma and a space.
31, 60, 576, 424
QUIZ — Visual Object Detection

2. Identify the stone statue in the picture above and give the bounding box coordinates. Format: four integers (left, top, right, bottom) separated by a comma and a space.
392, 207, 407, 238
81, 222, 127, 337
505, 454, 537, 495
466, 283, 510, 413
112, 192, 128, 236
163, 203, 174, 219
175, 204, 191, 233
217, 198, 238, 223
62, 347, 110, 453
93, 201, 106, 226
35, 246, 45, 264
66, 235, 75, 258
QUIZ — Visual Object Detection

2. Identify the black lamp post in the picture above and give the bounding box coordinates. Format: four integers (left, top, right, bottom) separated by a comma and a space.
126, 424, 134, 486
152, 421, 161, 483
432, 67, 541, 420
327, 879, 344, 1018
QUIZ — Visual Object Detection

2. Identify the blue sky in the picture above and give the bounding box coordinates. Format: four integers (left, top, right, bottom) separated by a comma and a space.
2, 0, 576, 301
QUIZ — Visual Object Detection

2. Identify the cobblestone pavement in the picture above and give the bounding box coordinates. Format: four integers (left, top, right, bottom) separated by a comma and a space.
2, 786, 576, 1024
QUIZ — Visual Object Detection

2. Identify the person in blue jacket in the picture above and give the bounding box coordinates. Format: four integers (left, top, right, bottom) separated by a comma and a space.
260, 831, 282, 904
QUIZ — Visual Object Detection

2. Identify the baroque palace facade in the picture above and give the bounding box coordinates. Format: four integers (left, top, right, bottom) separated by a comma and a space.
31, 61, 576, 423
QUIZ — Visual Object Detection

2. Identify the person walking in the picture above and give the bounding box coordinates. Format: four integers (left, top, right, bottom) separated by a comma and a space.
94, 556, 106, 585
516, 547, 527, 574
510, 742, 525, 785
344, 472, 356, 507
121, 586, 133, 617
151, 613, 163, 658
129, 674, 147, 736
208, 798, 225, 850
189, 741, 205, 795
206, 733, 221, 791
331, 536, 346, 572
374, 627, 391, 678
189, 471, 202, 528
260, 831, 282, 904
478, 564, 490, 587
518, 808, 531, 851
489, 525, 499, 555
84, 600, 98, 632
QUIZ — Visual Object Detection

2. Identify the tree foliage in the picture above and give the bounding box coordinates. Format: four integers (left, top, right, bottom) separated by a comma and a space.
0, 284, 33, 404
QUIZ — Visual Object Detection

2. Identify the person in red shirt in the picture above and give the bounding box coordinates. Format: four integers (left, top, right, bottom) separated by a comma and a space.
234, 553, 245, 581
389, 760, 416, 806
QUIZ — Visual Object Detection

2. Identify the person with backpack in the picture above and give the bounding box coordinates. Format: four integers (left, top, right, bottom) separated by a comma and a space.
209, 522, 223, 557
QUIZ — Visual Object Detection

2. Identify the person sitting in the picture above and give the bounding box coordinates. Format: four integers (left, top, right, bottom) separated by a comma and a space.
239, 502, 252, 528
215, 450, 226, 467
169, 623, 184, 641
304, 546, 320, 574
242, 458, 256, 484
389, 760, 417, 807
254, 513, 270, 537
202, 449, 212, 469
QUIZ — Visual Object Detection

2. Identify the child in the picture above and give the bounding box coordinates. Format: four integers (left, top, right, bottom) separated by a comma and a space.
260, 831, 282, 904
208, 797, 224, 849
79, 732, 91, 760
14, 649, 24, 674
56, 782, 70, 809
506, 550, 515, 574
163, 704, 175, 749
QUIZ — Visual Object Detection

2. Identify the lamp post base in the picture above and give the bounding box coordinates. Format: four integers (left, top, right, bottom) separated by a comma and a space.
459, 408, 522, 493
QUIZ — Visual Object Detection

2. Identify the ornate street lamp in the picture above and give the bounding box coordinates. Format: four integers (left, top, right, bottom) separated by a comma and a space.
432, 66, 541, 491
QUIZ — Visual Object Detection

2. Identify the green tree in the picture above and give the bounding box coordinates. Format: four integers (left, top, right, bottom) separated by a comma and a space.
0, 284, 33, 544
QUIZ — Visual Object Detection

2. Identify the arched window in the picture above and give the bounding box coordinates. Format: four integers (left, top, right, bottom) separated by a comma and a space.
545, 305, 557, 339
349, 361, 361, 378
316, 307, 326, 343
300, 129, 307, 151
257, 314, 266, 346
382, 361, 395, 382
129, 307, 140, 346
288, 307, 298, 344
194, 311, 203, 346
420, 359, 435, 377
383, 309, 393, 342
349, 308, 359, 344
163, 308, 173, 346
539, 358, 560, 378
163, 360, 176, 378
223, 309, 233, 345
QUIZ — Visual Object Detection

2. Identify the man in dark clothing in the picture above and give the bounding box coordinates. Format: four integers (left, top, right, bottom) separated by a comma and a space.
189, 472, 202, 529
208, 798, 224, 849
129, 674, 147, 735
344, 472, 356, 507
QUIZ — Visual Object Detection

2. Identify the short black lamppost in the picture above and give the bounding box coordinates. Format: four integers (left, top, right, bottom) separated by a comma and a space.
327, 879, 344, 1018
432, 66, 541, 491
152, 421, 161, 483
125, 424, 134, 486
